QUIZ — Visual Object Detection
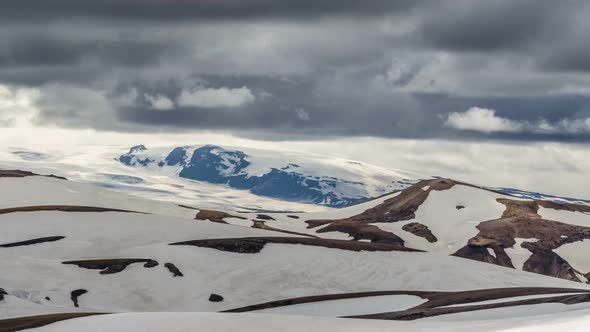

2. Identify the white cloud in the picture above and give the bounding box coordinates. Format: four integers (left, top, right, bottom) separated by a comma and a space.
445, 106, 590, 135
444, 107, 523, 133
177, 86, 255, 108
0, 84, 40, 127
145, 94, 175, 110
296, 108, 310, 121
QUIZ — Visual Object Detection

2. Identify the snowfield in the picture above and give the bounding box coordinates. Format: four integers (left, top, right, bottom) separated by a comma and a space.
2, 170, 590, 330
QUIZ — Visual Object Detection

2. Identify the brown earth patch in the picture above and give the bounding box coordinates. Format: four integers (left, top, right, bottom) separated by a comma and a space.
304, 179, 455, 246
350, 292, 590, 320
164, 263, 183, 277
0, 313, 108, 332
0, 236, 65, 248
0, 169, 66, 180
63, 259, 159, 274
453, 198, 590, 282
170, 237, 420, 254
225, 287, 590, 319
251, 220, 319, 238
70, 289, 88, 308
0, 205, 144, 215
195, 209, 247, 224
402, 222, 437, 243
316, 222, 405, 245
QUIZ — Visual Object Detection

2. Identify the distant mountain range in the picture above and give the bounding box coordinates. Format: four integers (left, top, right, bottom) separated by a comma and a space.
118, 144, 416, 207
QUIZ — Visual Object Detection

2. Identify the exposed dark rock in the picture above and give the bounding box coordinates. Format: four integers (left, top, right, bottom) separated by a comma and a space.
317, 222, 405, 245
63, 259, 159, 275
45, 297, 51, 301
522, 244, 581, 282
0, 236, 65, 248
164, 263, 183, 277
256, 214, 275, 220
0, 205, 143, 215
170, 237, 420, 254
70, 289, 88, 308
453, 198, 590, 282
456, 205, 465, 210
0, 169, 67, 180
0, 288, 6, 301
402, 222, 437, 243
0, 312, 108, 331
209, 294, 224, 302
287, 215, 300, 219
225, 287, 590, 317
304, 179, 455, 244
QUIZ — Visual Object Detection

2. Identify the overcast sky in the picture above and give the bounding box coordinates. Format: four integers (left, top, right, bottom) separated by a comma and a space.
1, 0, 590, 141
0, 1, 589, 197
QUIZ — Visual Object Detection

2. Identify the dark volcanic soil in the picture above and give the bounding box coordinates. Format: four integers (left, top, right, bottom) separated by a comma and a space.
70, 289, 88, 308
0, 169, 66, 180
0, 313, 107, 332
0, 205, 143, 215
164, 263, 184, 277
225, 287, 590, 321
170, 237, 420, 254
0, 236, 65, 248
63, 259, 159, 274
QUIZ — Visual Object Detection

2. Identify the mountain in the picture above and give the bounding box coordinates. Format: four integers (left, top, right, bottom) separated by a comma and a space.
2, 169, 590, 331
118, 144, 416, 208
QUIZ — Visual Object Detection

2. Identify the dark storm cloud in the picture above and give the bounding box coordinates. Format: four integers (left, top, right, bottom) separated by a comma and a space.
2, 0, 590, 141
417, 1, 557, 52
0, 0, 418, 20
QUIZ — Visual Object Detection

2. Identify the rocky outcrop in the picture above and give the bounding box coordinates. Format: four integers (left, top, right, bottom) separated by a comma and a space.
63, 259, 159, 275
70, 289, 88, 308
402, 222, 437, 243
454, 198, 590, 283
0, 236, 65, 248
164, 263, 183, 277
170, 237, 420, 254
305, 179, 455, 247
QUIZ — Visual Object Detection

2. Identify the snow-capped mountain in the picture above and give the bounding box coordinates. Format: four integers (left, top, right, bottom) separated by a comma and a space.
117, 144, 417, 207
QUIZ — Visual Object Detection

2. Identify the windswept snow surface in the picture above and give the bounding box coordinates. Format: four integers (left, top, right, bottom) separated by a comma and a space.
27, 310, 590, 332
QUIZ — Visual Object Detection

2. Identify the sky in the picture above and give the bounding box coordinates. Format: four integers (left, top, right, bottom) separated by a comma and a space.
0, 1, 589, 197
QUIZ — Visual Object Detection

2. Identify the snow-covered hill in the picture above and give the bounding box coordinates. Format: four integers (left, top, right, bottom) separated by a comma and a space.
117, 144, 417, 207
2, 170, 590, 331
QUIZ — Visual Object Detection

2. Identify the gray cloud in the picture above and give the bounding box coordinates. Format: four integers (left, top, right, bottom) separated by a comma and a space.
1, 1, 590, 142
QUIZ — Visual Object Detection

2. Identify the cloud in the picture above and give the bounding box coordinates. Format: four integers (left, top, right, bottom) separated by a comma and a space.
295, 108, 310, 121
444, 107, 523, 133
177, 86, 255, 108
0, 84, 39, 127
145, 94, 174, 111
445, 106, 590, 135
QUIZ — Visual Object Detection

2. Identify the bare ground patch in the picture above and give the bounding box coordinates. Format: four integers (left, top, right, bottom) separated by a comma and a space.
170, 237, 420, 254
63, 259, 159, 275
0, 236, 65, 248
0, 205, 144, 215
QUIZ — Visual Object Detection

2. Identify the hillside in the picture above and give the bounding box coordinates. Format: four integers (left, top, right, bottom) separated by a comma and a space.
1, 169, 590, 331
